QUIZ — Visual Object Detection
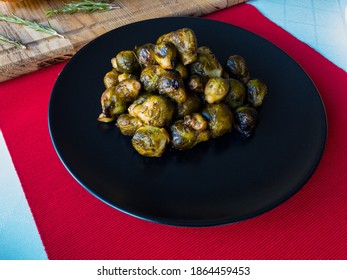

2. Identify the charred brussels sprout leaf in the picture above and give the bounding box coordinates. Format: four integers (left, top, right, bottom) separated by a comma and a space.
114, 50, 141, 74
202, 103, 234, 138
246, 79, 268, 107
225, 55, 250, 83
224, 78, 246, 109
134, 43, 157, 68
140, 65, 167, 92
190, 46, 223, 78
115, 78, 141, 103
157, 28, 197, 65
222, 71, 230, 79
204, 77, 229, 104
103, 69, 120, 89
177, 92, 201, 118
111, 57, 118, 70
116, 114, 143, 136
98, 87, 128, 122
187, 74, 207, 95
132, 126, 170, 157
128, 94, 174, 127
170, 119, 210, 150
157, 71, 187, 103
234, 106, 258, 138
154, 41, 177, 70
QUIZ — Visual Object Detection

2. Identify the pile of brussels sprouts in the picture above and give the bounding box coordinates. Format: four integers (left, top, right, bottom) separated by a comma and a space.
98, 28, 267, 157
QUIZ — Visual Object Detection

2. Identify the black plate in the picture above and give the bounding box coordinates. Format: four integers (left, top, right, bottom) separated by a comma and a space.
48, 17, 327, 227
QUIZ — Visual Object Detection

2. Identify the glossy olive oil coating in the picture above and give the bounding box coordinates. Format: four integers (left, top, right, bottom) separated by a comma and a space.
157, 28, 198, 65
97, 28, 268, 157
132, 126, 170, 157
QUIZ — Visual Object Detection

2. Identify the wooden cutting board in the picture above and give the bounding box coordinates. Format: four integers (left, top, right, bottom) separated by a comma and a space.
0, 0, 246, 82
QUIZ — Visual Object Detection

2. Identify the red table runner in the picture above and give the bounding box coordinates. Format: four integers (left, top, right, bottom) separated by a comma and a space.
0, 4, 346, 259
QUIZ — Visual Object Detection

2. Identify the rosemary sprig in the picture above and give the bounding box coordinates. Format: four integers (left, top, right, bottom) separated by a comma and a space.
0, 13, 64, 38
46, 1, 120, 17
0, 34, 26, 49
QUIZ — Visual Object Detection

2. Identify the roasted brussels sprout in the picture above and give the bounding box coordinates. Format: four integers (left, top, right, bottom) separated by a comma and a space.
157, 28, 198, 65
190, 46, 223, 78
98, 87, 128, 122
170, 119, 210, 150
224, 78, 246, 109
128, 94, 174, 127
132, 126, 170, 157
225, 55, 250, 83
204, 77, 229, 104
222, 71, 230, 79
116, 113, 143, 136
111, 57, 118, 70
183, 113, 208, 131
187, 74, 206, 95
114, 50, 141, 74
103, 69, 120, 88
177, 92, 201, 118
115, 78, 141, 102
174, 62, 188, 80
140, 65, 167, 92
246, 79, 268, 108
234, 106, 258, 138
154, 41, 177, 70
202, 103, 234, 138
157, 71, 187, 103
134, 43, 157, 68
118, 73, 139, 83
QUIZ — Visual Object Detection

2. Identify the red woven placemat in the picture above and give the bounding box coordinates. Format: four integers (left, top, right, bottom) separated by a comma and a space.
0, 4, 346, 259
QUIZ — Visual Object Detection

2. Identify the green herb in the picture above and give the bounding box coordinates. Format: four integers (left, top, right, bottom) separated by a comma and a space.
0, 13, 64, 38
0, 34, 26, 49
46, 1, 120, 17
